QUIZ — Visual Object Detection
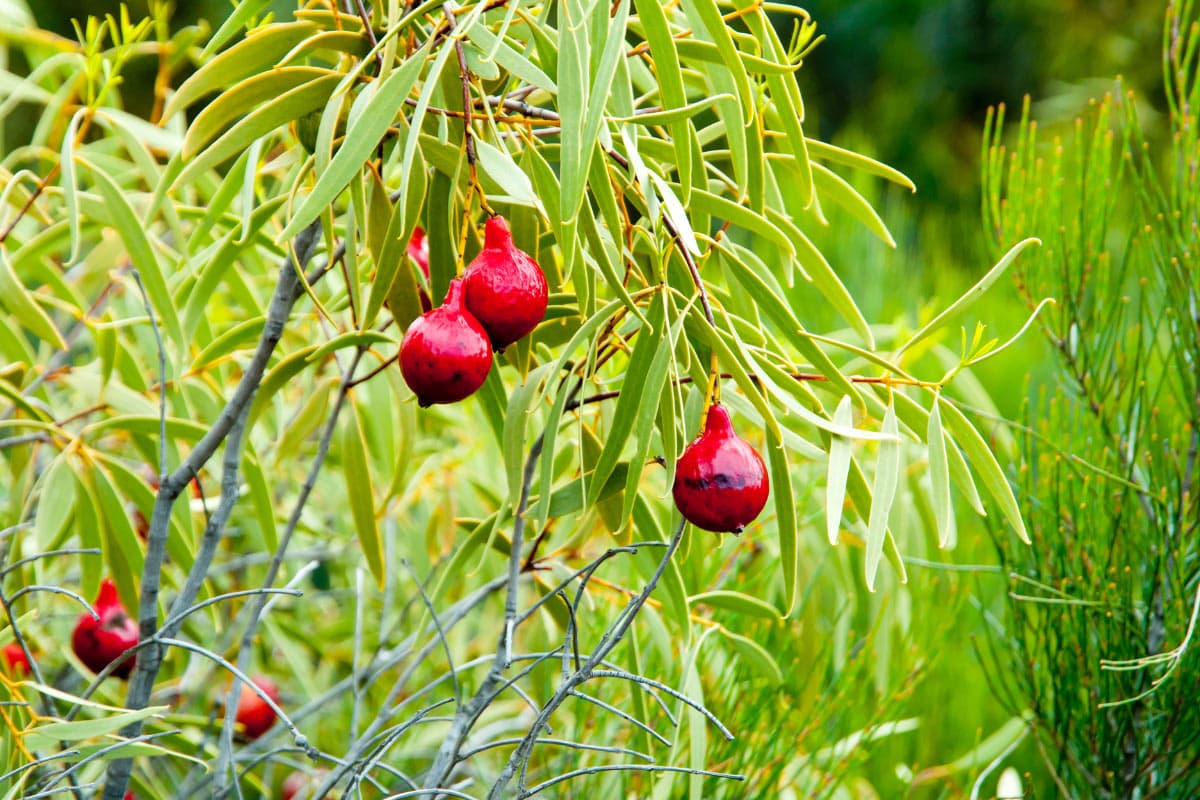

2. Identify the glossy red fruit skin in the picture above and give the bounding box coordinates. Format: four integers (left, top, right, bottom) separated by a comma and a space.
3, 642, 31, 676
463, 216, 548, 350
672, 405, 770, 533
235, 675, 280, 740
71, 579, 139, 679
400, 279, 493, 407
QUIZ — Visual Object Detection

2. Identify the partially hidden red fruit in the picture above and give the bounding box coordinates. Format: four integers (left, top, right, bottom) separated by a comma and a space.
3, 642, 31, 676
282, 768, 329, 800
407, 226, 430, 277
463, 216, 548, 350
408, 226, 433, 312
672, 404, 770, 533
71, 579, 139, 679
234, 675, 280, 740
399, 278, 493, 407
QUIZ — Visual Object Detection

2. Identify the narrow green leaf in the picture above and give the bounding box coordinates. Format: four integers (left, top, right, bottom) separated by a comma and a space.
811, 163, 896, 247
865, 402, 901, 591
927, 398, 953, 548
806, 138, 916, 192
61, 108, 85, 266
589, 294, 664, 508
557, 0, 590, 223
306, 331, 395, 363
277, 46, 430, 242
937, 398, 1030, 543
765, 425, 798, 615
166, 21, 320, 119
691, 590, 780, 620
826, 395, 853, 545
34, 454, 75, 549
622, 299, 681, 521
681, 0, 753, 126
476, 139, 539, 209
896, 237, 1041, 358
24, 706, 166, 752
87, 465, 144, 609
242, 451, 277, 553
182, 67, 334, 159
688, 188, 795, 257
0, 248, 65, 349
620, 95, 734, 126
249, 345, 320, 422
80, 159, 184, 348
503, 363, 554, 511
174, 74, 342, 189
189, 316, 266, 371
367, 151, 426, 332
343, 400, 385, 589
546, 463, 631, 519
200, 0, 274, 58
466, 17, 556, 92
721, 627, 784, 684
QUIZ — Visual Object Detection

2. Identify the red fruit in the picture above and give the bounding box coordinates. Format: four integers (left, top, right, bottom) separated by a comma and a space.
234, 675, 280, 740
282, 768, 329, 800
71, 579, 139, 679
672, 404, 770, 533
407, 226, 430, 278
408, 226, 433, 312
3, 642, 31, 676
399, 278, 493, 407
463, 215, 548, 350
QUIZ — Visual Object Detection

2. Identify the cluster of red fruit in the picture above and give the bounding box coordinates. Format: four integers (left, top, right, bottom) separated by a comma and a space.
57, 579, 280, 738
401, 221, 768, 532
399, 216, 548, 407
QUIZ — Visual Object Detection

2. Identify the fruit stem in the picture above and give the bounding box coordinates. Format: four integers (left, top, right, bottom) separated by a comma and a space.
444, 0, 493, 273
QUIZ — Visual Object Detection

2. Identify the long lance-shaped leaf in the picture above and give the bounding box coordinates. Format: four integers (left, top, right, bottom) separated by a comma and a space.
927, 398, 954, 548
278, 44, 430, 242
811, 162, 897, 247
826, 395, 854, 545
937, 397, 1031, 544
806, 138, 917, 192
588, 291, 666, 508
182, 67, 334, 159
166, 21, 320, 119
895, 237, 1041, 358
865, 402, 901, 591
80, 156, 184, 351
0, 248, 65, 349
343, 399, 385, 590
174, 74, 342, 188
764, 423, 799, 616
557, 0, 589, 225
633, 0, 691, 200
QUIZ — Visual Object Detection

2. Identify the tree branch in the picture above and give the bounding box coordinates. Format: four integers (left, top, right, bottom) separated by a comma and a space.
100, 219, 323, 800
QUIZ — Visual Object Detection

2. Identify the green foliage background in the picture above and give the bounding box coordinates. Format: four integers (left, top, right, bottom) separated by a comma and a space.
0, 0, 1195, 798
